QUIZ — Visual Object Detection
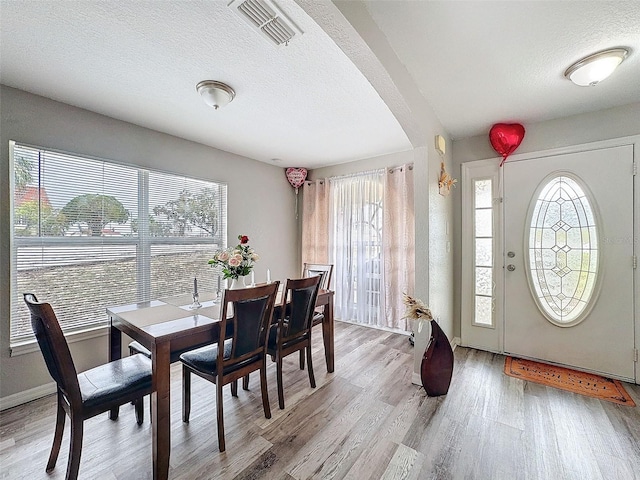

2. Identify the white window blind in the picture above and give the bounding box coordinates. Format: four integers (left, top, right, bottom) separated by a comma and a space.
10, 142, 227, 345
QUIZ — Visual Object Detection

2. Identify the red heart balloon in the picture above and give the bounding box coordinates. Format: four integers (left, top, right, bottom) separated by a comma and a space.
489, 123, 525, 167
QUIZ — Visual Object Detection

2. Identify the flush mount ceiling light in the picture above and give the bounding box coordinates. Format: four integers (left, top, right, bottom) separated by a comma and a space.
196, 80, 236, 109
564, 48, 629, 86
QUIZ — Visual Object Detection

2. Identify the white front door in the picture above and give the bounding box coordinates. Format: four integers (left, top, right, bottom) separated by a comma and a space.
503, 145, 635, 380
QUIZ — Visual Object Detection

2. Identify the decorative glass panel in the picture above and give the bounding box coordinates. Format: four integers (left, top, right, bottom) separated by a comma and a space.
474, 179, 492, 208
474, 296, 492, 326
528, 175, 599, 325
473, 178, 493, 327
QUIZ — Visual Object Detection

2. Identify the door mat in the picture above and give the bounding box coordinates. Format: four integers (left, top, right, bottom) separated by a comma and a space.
504, 357, 635, 407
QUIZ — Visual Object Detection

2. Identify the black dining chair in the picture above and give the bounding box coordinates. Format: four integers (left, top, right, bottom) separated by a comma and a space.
300, 263, 334, 369
179, 282, 279, 452
23, 293, 153, 480
267, 276, 321, 409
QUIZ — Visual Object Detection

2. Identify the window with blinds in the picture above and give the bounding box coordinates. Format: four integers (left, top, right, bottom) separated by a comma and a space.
10, 142, 227, 345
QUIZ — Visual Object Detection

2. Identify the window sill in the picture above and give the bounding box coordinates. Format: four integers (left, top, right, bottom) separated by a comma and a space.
10, 325, 109, 357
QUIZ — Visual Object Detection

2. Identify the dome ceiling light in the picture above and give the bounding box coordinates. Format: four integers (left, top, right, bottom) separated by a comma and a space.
564, 48, 629, 87
196, 80, 236, 109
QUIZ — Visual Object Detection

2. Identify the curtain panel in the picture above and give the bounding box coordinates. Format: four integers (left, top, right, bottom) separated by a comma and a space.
330, 170, 385, 327
383, 164, 415, 330
301, 179, 329, 265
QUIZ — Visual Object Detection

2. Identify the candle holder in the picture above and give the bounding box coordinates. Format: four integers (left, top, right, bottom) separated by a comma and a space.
213, 276, 222, 304
189, 292, 202, 310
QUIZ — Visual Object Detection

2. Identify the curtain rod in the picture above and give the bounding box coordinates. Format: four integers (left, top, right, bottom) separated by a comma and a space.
304, 163, 414, 184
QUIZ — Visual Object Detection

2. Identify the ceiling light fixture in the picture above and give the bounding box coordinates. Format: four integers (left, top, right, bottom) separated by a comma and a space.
564, 48, 629, 87
196, 80, 236, 109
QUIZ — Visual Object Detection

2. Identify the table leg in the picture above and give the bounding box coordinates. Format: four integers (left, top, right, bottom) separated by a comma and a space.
322, 293, 334, 373
108, 322, 122, 420
152, 342, 171, 480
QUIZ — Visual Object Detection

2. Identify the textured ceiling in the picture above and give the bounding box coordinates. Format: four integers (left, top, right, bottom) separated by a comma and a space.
0, 0, 411, 169
358, 0, 640, 140
1, 1, 639, 168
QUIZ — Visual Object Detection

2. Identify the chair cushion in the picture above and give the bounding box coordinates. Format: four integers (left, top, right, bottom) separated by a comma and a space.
129, 340, 213, 364
266, 323, 307, 354
312, 312, 324, 326
78, 354, 152, 409
180, 340, 262, 376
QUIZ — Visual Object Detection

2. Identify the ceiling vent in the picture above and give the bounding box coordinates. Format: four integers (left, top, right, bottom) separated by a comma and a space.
229, 0, 303, 46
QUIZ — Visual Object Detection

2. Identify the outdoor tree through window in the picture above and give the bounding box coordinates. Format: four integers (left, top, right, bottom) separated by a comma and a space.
10, 143, 227, 345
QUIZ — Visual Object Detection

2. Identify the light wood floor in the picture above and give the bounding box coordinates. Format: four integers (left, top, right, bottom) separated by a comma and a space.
1, 321, 639, 480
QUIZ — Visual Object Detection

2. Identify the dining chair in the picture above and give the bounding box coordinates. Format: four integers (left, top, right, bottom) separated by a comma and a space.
267, 276, 321, 409
179, 282, 279, 452
302, 262, 333, 291
23, 293, 153, 480
300, 263, 334, 368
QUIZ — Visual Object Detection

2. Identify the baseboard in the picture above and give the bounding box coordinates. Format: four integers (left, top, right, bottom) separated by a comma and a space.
0, 382, 56, 411
451, 337, 461, 350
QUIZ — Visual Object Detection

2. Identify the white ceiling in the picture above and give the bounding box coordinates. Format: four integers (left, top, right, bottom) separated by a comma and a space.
1, 1, 639, 169
356, 0, 640, 140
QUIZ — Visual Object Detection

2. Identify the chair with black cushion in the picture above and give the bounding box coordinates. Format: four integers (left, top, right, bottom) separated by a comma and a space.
267, 276, 321, 409
179, 282, 279, 452
23, 293, 152, 480
300, 263, 334, 369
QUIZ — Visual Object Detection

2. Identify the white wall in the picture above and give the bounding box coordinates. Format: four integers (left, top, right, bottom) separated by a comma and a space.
0, 86, 299, 405
451, 103, 640, 341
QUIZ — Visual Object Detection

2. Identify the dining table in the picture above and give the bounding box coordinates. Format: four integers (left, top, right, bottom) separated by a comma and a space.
107, 286, 334, 480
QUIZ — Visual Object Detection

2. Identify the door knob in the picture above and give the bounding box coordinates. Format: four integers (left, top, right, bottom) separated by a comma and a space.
507, 251, 515, 258
507, 264, 516, 271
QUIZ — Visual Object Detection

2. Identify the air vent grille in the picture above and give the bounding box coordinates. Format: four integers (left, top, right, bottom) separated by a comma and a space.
230, 0, 302, 46
237, 0, 273, 28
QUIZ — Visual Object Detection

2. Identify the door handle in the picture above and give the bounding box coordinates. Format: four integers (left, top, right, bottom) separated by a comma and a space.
507, 264, 516, 271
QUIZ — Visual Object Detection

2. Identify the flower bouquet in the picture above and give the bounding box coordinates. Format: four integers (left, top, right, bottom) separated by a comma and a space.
208, 235, 259, 280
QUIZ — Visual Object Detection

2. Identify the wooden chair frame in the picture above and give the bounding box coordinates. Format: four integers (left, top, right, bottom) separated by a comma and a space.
268, 276, 321, 409
180, 282, 279, 452
301, 263, 334, 368
23, 293, 152, 480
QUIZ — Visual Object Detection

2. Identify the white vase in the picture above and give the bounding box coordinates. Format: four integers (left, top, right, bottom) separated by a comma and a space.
228, 276, 246, 289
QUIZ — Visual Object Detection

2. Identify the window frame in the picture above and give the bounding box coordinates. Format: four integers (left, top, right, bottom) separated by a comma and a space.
9, 141, 227, 353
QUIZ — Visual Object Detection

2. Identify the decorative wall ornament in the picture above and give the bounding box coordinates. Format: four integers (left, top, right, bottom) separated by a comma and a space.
438, 162, 457, 196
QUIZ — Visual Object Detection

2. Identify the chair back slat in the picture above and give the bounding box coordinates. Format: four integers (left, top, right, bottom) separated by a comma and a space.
217, 283, 279, 371
23, 293, 81, 403
302, 263, 333, 290
283, 276, 321, 339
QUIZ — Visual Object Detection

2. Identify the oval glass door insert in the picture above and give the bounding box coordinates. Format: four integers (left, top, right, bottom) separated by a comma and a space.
527, 174, 599, 326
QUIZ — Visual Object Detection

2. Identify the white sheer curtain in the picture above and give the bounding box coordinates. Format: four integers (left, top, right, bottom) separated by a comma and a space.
330, 170, 385, 326
302, 166, 414, 331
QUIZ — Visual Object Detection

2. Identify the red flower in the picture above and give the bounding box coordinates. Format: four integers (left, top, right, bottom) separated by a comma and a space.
238, 235, 249, 244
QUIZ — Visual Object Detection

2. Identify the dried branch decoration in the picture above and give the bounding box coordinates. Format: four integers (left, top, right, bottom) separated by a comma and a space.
438, 162, 457, 197
402, 293, 433, 321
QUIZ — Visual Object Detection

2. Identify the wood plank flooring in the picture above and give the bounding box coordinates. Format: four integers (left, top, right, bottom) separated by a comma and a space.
1, 321, 639, 479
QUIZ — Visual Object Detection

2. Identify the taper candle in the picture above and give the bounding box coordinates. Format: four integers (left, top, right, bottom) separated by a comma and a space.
251, 271, 255, 286
194, 277, 198, 294
267, 268, 271, 284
